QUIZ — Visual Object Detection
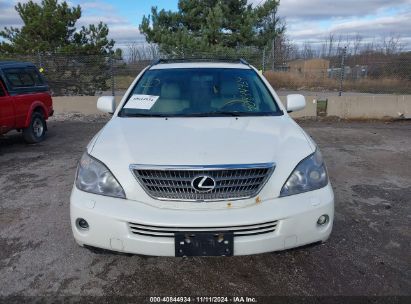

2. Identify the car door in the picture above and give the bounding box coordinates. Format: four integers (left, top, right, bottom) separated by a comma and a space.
0, 79, 15, 134
2, 67, 41, 128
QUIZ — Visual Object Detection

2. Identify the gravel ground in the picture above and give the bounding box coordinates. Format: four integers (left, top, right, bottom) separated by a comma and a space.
0, 117, 410, 298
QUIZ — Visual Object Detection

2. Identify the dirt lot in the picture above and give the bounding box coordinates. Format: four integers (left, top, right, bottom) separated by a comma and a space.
0, 117, 410, 298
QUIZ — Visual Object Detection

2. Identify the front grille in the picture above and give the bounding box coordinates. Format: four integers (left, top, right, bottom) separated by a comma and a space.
128, 221, 278, 238
130, 163, 275, 201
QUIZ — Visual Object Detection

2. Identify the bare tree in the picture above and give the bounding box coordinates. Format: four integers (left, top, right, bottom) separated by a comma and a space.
352, 33, 363, 56
301, 42, 314, 59
320, 39, 328, 58
272, 33, 298, 63
344, 34, 351, 55
381, 34, 404, 55
127, 42, 160, 63
327, 33, 334, 58
127, 42, 140, 64
335, 34, 343, 56
147, 43, 160, 59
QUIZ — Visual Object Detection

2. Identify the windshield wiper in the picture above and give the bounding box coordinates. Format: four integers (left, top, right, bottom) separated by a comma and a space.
119, 112, 169, 118
185, 111, 248, 117
119, 111, 279, 118
188, 111, 280, 117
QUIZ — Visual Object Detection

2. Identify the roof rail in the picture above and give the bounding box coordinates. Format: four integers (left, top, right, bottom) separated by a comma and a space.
150, 58, 250, 66
239, 58, 249, 65
149, 58, 162, 66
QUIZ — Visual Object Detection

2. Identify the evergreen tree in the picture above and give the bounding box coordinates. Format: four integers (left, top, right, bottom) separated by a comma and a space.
0, 0, 121, 95
0, 0, 116, 55
139, 0, 283, 56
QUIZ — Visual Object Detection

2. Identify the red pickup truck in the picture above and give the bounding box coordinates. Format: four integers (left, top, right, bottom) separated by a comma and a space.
0, 61, 53, 143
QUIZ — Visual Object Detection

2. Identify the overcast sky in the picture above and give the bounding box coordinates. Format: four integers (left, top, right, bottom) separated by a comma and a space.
1, 0, 410, 50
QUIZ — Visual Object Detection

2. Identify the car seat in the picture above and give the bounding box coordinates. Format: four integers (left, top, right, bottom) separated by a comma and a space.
151, 82, 189, 113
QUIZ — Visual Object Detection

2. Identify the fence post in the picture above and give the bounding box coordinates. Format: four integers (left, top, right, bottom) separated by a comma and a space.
271, 38, 275, 71
339, 46, 347, 96
262, 48, 266, 73
37, 51, 42, 69
109, 53, 115, 97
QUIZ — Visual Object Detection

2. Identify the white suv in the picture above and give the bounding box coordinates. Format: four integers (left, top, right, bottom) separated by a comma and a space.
70, 59, 334, 256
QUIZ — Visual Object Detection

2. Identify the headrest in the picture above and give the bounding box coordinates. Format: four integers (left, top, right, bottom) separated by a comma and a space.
220, 79, 239, 97
161, 83, 181, 99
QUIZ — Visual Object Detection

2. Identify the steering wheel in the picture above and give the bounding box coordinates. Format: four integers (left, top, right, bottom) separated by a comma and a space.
221, 99, 247, 110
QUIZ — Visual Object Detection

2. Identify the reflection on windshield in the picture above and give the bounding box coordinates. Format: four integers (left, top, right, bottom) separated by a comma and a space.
119, 68, 282, 117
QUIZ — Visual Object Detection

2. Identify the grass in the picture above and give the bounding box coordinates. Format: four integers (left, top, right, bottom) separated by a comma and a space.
263, 71, 411, 94
316, 99, 327, 116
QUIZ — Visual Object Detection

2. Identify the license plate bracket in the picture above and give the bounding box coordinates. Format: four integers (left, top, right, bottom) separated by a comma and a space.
175, 232, 234, 257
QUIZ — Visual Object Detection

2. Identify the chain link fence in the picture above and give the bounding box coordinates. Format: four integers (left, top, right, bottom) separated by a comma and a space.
1, 53, 114, 96
262, 47, 411, 95
1, 49, 410, 96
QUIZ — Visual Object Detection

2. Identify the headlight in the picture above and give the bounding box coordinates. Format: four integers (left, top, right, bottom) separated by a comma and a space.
280, 149, 328, 197
75, 152, 126, 198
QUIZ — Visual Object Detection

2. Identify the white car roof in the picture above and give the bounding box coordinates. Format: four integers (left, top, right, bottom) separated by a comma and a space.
149, 62, 251, 70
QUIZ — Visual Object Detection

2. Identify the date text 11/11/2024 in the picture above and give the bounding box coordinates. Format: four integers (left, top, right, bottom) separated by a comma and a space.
149, 296, 258, 303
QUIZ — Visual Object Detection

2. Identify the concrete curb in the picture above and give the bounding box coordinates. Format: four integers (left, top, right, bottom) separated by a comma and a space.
53, 95, 411, 119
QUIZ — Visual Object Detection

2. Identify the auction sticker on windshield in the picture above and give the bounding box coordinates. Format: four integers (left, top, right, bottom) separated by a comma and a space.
124, 94, 159, 110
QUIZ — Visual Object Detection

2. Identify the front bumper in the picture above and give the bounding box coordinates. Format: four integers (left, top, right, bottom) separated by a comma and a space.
70, 184, 334, 256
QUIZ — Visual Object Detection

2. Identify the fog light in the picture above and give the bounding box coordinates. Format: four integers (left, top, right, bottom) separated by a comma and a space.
77, 218, 89, 230
317, 214, 329, 225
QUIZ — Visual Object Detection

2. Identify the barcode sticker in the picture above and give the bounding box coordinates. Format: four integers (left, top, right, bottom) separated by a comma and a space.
124, 94, 159, 110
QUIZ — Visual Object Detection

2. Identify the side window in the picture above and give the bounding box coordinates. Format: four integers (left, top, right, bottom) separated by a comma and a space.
27, 68, 44, 85
4, 68, 37, 88
0, 81, 5, 97
19, 72, 35, 86
5, 70, 23, 87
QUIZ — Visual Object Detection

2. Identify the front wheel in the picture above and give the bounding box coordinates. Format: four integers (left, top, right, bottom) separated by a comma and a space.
23, 112, 47, 143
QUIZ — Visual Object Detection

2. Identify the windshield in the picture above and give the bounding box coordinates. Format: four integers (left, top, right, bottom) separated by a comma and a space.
119, 68, 282, 117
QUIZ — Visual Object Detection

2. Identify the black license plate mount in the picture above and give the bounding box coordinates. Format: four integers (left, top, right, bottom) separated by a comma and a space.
175, 231, 234, 257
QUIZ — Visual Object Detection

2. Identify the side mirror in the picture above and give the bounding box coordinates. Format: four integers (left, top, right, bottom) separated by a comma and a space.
97, 96, 116, 114
286, 94, 306, 112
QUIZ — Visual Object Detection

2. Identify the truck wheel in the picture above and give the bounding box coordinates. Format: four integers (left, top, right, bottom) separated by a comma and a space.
23, 112, 47, 143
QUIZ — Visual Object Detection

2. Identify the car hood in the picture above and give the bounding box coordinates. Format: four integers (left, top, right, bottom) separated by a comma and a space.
89, 116, 315, 203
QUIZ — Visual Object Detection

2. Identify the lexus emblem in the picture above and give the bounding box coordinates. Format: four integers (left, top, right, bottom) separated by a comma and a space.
191, 175, 216, 193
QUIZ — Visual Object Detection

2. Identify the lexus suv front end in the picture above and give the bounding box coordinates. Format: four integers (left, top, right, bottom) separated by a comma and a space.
70, 59, 334, 256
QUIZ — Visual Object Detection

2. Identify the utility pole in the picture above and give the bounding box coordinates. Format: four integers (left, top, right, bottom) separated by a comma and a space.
109, 53, 115, 97
271, 9, 276, 71
272, 38, 275, 71
37, 51, 42, 70
262, 47, 266, 72
339, 46, 347, 96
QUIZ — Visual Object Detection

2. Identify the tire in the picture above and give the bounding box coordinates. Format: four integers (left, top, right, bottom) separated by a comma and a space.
23, 112, 47, 143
